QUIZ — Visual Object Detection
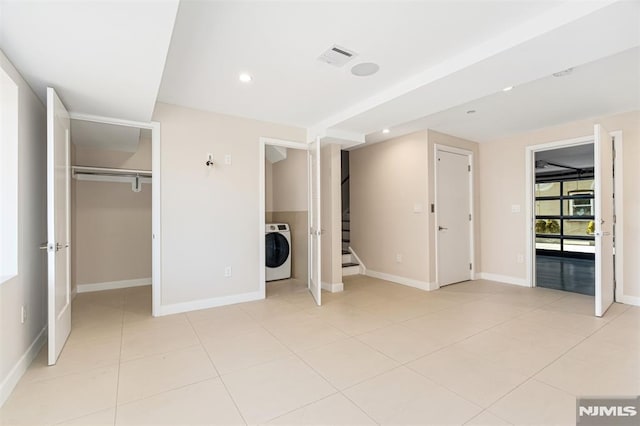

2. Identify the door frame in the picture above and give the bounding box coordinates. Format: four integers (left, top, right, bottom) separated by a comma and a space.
68, 112, 162, 316
433, 144, 475, 286
524, 131, 622, 296
258, 137, 310, 299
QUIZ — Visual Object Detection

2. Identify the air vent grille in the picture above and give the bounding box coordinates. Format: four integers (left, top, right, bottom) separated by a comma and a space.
318, 45, 357, 67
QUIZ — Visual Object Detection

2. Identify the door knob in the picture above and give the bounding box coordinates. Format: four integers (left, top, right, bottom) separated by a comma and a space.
438, 226, 448, 231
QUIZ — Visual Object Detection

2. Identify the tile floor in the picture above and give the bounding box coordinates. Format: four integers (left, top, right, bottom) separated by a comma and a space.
1, 276, 638, 425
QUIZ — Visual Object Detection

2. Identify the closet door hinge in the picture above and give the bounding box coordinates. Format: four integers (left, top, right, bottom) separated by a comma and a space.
468, 165, 471, 172
469, 263, 472, 271
469, 213, 472, 221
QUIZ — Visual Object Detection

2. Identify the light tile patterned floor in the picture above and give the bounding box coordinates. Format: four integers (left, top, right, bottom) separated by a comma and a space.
1, 276, 638, 425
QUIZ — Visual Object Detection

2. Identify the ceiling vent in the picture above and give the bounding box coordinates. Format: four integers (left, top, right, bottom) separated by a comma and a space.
318, 45, 357, 67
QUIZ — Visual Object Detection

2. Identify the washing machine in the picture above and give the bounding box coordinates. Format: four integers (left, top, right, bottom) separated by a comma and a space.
265, 223, 292, 281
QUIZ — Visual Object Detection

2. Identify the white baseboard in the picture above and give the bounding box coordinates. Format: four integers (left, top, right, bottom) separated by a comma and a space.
477, 272, 529, 287
322, 281, 344, 293
366, 270, 437, 292
156, 290, 264, 316
0, 326, 46, 407
77, 277, 151, 293
618, 294, 640, 307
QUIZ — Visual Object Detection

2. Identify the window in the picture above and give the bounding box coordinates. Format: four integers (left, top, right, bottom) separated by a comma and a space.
0, 67, 18, 284
568, 190, 594, 217
534, 179, 595, 256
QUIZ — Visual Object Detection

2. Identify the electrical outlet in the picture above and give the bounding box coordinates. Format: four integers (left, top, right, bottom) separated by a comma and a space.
396, 254, 403, 263
517, 253, 524, 264
224, 266, 232, 277
224, 154, 232, 165
21, 306, 27, 324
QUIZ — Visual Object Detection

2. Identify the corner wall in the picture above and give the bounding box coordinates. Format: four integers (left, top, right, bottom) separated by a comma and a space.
0, 50, 47, 405
152, 102, 306, 313
479, 110, 640, 303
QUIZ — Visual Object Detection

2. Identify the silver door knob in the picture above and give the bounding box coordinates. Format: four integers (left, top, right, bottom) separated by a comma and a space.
438, 226, 448, 231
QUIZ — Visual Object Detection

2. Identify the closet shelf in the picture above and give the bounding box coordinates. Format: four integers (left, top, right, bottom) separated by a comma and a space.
72, 166, 152, 192
72, 166, 152, 178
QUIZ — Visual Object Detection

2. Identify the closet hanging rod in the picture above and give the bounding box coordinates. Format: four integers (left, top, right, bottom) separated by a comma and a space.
72, 165, 152, 178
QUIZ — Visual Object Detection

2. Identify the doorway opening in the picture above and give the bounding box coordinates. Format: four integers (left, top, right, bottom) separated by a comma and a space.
259, 137, 321, 306
534, 144, 595, 295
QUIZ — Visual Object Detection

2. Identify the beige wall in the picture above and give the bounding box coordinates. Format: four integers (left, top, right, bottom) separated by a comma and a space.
479, 110, 640, 300
271, 148, 308, 212
153, 102, 306, 306
350, 130, 480, 287
71, 138, 152, 287
321, 144, 342, 286
351, 131, 430, 283
0, 49, 47, 402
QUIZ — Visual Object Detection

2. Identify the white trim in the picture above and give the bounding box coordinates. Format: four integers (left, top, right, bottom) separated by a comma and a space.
433, 144, 474, 287
322, 281, 344, 293
477, 272, 528, 287
611, 131, 624, 305
259, 137, 309, 302
157, 290, 264, 316
348, 246, 366, 275
0, 327, 46, 407
366, 269, 438, 291
618, 295, 640, 307
68, 112, 157, 130
76, 277, 151, 293
524, 134, 594, 288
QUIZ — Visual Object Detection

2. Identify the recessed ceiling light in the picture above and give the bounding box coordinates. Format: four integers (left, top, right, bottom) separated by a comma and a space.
351, 62, 380, 77
466, 109, 476, 114
382, 128, 390, 134
552, 68, 573, 78
239, 73, 252, 83
502, 86, 514, 92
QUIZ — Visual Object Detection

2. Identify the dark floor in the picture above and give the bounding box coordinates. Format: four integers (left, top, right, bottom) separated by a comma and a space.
536, 255, 595, 295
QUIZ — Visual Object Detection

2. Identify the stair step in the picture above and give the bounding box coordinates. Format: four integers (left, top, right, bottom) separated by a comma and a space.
342, 262, 359, 268
342, 239, 350, 243
342, 250, 350, 254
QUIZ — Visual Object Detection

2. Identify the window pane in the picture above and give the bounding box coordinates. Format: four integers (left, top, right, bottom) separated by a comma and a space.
536, 237, 561, 251
563, 220, 594, 236
564, 194, 593, 217
564, 239, 595, 253
535, 219, 560, 235
535, 182, 560, 197
535, 200, 560, 216
562, 179, 594, 195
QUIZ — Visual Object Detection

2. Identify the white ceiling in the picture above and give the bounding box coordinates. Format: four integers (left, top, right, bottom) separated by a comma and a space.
71, 120, 142, 153
0, 0, 179, 122
1, 0, 638, 151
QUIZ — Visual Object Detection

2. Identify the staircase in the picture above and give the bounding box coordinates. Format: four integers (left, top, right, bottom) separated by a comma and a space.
341, 150, 359, 276
341, 211, 360, 276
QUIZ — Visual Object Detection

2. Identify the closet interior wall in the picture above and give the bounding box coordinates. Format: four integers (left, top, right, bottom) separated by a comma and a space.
71, 133, 153, 294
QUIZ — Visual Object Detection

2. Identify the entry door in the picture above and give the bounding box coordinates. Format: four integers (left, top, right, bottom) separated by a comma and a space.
307, 137, 321, 305
594, 124, 614, 317
46, 88, 72, 365
436, 149, 471, 286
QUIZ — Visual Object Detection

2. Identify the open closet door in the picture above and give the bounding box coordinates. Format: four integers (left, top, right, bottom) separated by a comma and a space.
308, 137, 321, 306
46, 87, 72, 364
594, 123, 614, 317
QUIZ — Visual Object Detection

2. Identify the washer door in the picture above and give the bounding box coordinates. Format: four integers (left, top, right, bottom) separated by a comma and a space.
265, 232, 290, 268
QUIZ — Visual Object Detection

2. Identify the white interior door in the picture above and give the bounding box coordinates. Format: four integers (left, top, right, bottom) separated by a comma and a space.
308, 137, 321, 305
47, 87, 72, 365
436, 149, 472, 286
594, 124, 614, 317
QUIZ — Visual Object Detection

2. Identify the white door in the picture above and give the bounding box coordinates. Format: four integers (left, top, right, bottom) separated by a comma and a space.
436, 149, 472, 286
308, 137, 321, 305
46, 88, 72, 365
594, 124, 614, 317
